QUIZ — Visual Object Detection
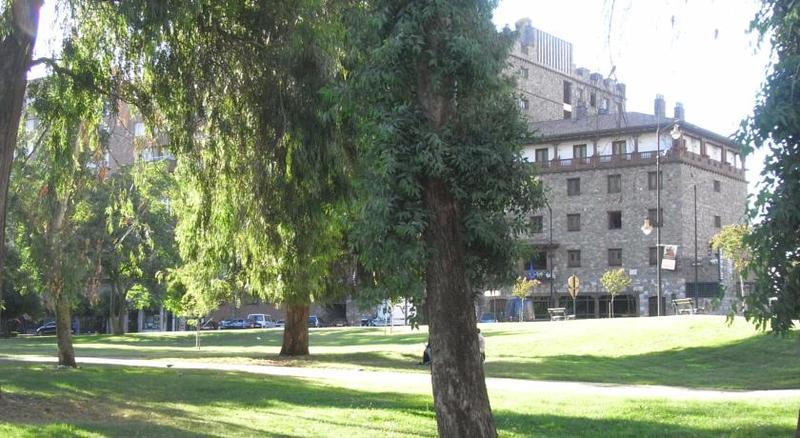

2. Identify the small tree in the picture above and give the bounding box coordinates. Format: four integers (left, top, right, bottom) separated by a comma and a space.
600, 269, 632, 318
512, 277, 540, 322
711, 224, 750, 314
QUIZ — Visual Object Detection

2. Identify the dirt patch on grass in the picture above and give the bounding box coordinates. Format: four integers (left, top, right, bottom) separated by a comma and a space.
0, 392, 106, 423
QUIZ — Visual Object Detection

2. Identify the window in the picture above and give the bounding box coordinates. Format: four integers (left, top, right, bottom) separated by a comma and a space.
521, 44, 529, 55
612, 140, 626, 155
648, 208, 664, 228
567, 178, 580, 196
567, 250, 581, 268
713, 180, 721, 192
563, 110, 572, 119
563, 81, 572, 104
521, 67, 529, 79
590, 92, 596, 107
608, 211, 622, 229
520, 98, 530, 110
600, 97, 609, 113
530, 216, 543, 234
714, 215, 722, 228
649, 246, 659, 266
607, 174, 621, 193
567, 214, 581, 232
535, 148, 549, 163
573, 144, 588, 160
648, 171, 663, 190
608, 248, 623, 266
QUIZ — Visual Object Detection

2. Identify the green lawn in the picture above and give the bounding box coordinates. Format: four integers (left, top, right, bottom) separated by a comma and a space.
1, 316, 797, 390
1, 364, 797, 437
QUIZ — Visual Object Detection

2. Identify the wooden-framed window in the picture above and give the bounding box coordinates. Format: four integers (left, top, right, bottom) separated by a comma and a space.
648, 171, 663, 190
567, 214, 581, 232
567, 250, 581, 268
608, 248, 623, 266
530, 216, 543, 233
607, 174, 621, 193
612, 140, 626, 155
608, 211, 622, 229
648, 208, 664, 228
567, 178, 581, 196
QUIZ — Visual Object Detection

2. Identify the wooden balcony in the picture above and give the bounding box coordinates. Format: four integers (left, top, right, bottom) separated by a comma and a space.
534, 147, 746, 181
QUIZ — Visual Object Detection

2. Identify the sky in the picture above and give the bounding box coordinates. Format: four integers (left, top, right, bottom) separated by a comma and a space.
33, 0, 771, 195
492, 0, 771, 195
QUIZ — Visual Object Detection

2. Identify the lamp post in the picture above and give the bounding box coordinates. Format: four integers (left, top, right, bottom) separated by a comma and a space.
641, 122, 682, 317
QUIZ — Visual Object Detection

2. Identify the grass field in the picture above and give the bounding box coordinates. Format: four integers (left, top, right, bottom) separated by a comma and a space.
1, 315, 797, 390
1, 364, 798, 437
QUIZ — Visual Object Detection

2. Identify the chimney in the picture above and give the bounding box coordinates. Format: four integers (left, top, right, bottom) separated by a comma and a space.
654, 94, 666, 119
674, 102, 685, 121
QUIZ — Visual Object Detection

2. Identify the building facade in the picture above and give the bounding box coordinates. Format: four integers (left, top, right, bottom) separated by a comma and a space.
479, 22, 748, 320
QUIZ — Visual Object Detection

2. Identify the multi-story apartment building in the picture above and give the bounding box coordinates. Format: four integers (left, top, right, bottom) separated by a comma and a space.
510, 18, 627, 123
479, 22, 748, 321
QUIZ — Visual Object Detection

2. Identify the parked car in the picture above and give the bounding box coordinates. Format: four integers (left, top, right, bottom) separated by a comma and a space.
275, 320, 285, 328
199, 319, 219, 330
307, 315, 321, 328
220, 318, 252, 330
479, 313, 498, 323
247, 314, 276, 328
35, 321, 76, 336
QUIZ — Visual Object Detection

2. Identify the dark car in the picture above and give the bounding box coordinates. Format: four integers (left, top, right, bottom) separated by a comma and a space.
199, 319, 219, 330
220, 319, 252, 330
35, 321, 76, 336
308, 315, 321, 328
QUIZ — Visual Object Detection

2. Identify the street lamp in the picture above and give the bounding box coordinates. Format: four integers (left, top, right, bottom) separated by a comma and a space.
642, 121, 682, 317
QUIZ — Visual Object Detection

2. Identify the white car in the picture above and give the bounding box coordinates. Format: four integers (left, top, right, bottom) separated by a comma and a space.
247, 314, 276, 328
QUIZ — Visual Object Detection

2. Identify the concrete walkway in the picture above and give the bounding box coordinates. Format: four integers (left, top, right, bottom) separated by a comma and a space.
3, 354, 800, 401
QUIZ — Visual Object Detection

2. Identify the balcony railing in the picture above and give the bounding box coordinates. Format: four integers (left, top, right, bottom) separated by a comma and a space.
533, 147, 745, 179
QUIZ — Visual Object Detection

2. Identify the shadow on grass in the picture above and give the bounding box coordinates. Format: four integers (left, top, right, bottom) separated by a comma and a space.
1, 364, 794, 437
487, 333, 800, 390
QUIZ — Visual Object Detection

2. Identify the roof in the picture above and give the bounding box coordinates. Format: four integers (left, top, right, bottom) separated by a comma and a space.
529, 112, 740, 150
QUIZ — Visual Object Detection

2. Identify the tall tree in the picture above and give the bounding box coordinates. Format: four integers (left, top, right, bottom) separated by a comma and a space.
0, 0, 44, 334
75, 0, 350, 355
10, 61, 107, 366
348, 1, 544, 435
738, 0, 800, 333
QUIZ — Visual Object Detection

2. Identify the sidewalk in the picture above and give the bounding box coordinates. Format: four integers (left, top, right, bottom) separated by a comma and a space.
3, 354, 799, 401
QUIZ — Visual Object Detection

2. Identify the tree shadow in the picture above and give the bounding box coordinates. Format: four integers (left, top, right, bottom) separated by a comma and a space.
486, 333, 800, 390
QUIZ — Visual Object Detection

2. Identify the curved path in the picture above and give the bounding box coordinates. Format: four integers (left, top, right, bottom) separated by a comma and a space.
3, 354, 799, 401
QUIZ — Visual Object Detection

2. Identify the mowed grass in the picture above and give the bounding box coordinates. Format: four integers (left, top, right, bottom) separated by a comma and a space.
0, 364, 798, 437
1, 316, 797, 389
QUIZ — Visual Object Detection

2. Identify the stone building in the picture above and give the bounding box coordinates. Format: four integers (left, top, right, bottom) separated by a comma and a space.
510, 18, 627, 123
482, 96, 747, 320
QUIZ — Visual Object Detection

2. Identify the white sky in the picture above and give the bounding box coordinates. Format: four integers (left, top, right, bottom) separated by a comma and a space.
493, 0, 771, 196
33, 1, 771, 196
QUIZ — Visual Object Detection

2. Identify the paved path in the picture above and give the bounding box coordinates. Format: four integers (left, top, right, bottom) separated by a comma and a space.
3, 354, 799, 401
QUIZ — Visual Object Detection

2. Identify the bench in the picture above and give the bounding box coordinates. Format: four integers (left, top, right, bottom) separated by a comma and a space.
547, 307, 575, 321
672, 298, 696, 315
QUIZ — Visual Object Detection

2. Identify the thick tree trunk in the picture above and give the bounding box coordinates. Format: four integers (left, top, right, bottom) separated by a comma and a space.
55, 289, 76, 367
0, 0, 43, 336
280, 304, 309, 356
109, 281, 124, 335
424, 177, 496, 438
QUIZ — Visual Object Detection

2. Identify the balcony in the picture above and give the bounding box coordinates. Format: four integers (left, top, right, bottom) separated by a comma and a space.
534, 147, 745, 181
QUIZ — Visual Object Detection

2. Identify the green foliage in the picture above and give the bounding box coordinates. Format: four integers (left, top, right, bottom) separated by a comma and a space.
347, 0, 545, 303
710, 224, 750, 273
600, 269, 632, 297
736, 0, 800, 333
512, 277, 539, 299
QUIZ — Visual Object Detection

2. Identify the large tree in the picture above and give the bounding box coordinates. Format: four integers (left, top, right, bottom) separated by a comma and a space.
75, 0, 351, 355
348, 1, 543, 435
738, 0, 800, 333
0, 0, 43, 334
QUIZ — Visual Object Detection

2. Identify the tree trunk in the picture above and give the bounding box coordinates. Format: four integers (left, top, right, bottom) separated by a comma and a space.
424, 177, 496, 438
280, 304, 309, 356
55, 288, 76, 367
795, 408, 799, 438
0, 0, 43, 336
109, 280, 124, 335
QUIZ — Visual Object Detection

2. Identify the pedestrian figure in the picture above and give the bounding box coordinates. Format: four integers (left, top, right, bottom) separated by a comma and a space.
477, 329, 485, 363
420, 339, 432, 365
